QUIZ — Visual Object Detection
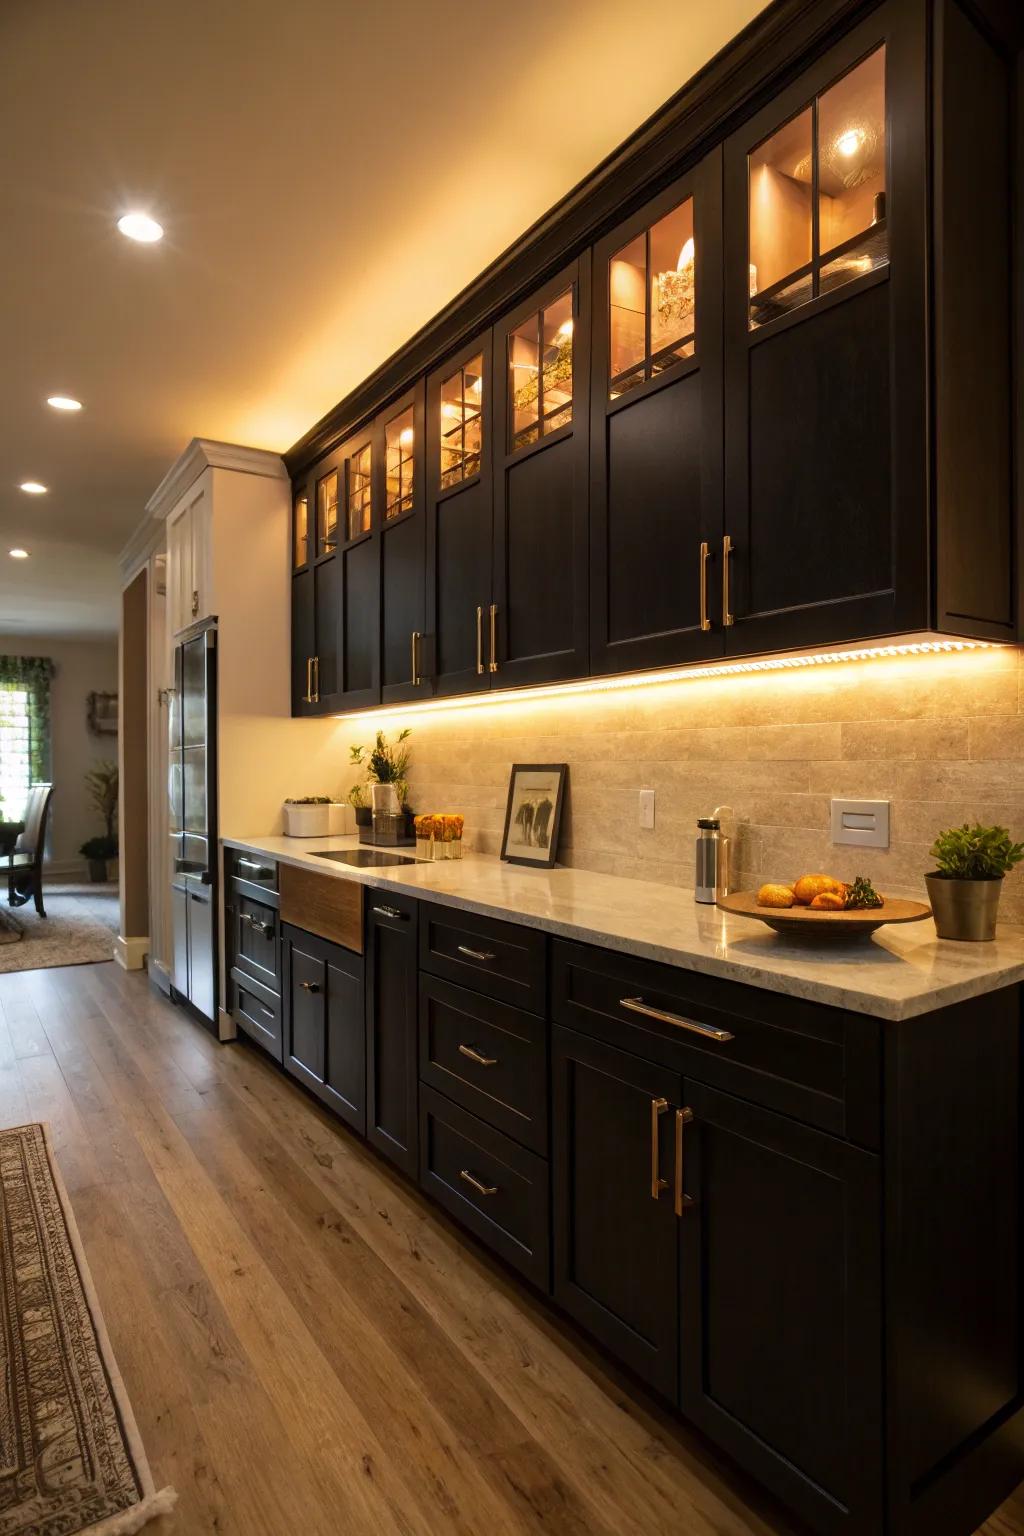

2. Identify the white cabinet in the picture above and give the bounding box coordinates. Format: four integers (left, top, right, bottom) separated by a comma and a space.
166, 476, 211, 635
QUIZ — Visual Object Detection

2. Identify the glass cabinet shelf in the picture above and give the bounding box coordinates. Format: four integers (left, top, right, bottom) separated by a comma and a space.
347, 444, 372, 540
509, 289, 573, 451
440, 354, 483, 488
316, 470, 338, 557
748, 46, 887, 329
293, 491, 309, 569
385, 407, 415, 519
609, 197, 695, 399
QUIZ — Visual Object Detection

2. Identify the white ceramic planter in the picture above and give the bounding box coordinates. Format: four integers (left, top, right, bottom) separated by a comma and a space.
283, 803, 330, 837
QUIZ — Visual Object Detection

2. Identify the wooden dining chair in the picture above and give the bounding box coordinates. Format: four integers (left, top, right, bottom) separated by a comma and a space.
7, 783, 54, 917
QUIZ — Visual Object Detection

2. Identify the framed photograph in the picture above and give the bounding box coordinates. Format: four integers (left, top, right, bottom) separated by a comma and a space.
500, 763, 567, 868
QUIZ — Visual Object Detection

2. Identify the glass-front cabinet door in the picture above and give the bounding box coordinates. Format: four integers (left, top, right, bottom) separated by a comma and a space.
722, 5, 922, 655
492, 261, 589, 688
426, 335, 493, 697
331, 429, 379, 711
379, 381, 430, 705
590, 152, 725, 675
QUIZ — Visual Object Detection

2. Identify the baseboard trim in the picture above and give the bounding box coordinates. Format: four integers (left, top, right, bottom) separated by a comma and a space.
150, 960, 172, 996
114, 935, 149, 972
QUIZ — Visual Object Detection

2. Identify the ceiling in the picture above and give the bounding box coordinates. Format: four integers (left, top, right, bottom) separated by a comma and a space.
0, 0, 764, 638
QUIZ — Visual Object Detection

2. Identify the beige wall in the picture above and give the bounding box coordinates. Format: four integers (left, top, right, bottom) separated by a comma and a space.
119, 574, 148, 936
0, 634, 118, 872
315, 643, 1024, 923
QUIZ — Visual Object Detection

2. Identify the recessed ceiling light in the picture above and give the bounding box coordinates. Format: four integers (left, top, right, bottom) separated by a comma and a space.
46, 395, 82, 412
19, 481, 47, 494
117, 211, 163, 243
9, 549, 29, 560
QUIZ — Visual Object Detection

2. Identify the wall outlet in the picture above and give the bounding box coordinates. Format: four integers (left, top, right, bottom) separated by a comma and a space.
830, 798, 890, 849
639, 788, 656, 830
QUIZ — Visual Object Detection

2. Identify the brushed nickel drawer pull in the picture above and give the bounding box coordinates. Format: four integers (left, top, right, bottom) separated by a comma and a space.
459, 1168, 498, 1197
372, 904, 406, 920
674, 1106, 695, 1216
650, 1097, 669, 1200
238, 857, 273, 878
621, 996, 734, 1042
458, 1043, 498, 1067
299, 980, 321, 993
457, 944, 495, 962
241, 913, 274, 937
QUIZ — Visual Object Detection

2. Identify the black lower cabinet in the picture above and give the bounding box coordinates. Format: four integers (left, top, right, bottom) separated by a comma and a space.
552, 1026, 681, 1399
366, 893, 419, 1177
680, 1080, 882, 1536
281, 924, 365, 1134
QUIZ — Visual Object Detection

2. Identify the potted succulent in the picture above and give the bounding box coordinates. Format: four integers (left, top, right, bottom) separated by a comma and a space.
79, 761, 119, 881
925, 822, 1024, 941
283, 795, 332, 837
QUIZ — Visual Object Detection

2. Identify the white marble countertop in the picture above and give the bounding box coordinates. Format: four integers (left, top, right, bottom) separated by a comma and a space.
222, 833, 1024, 1021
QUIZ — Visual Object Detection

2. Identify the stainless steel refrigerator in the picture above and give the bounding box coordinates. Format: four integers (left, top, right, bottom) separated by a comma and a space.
169, 618, 217, 1026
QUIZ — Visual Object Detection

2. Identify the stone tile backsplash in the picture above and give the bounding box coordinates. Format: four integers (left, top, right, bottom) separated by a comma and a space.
328, 645, 1024, 921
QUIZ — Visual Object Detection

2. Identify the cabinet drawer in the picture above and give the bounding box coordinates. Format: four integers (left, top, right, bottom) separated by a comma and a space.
419, 975, 548, 1155
419, 1085, 550, 1291
227, 847, 279, 902
419, 903, 546, 1014
234, 893, 280, 991
230, 968, 282, 1062
552, 940, 880, 1149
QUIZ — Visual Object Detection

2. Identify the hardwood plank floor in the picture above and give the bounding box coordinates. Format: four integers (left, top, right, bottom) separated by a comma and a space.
1, 960, 1021, 1536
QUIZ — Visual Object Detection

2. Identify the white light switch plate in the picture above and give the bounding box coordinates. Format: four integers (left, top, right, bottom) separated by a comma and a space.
831, 798, 890, 849
639, 788, 656, 830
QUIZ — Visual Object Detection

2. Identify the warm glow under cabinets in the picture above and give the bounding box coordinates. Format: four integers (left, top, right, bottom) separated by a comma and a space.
337, 636, 1003, 723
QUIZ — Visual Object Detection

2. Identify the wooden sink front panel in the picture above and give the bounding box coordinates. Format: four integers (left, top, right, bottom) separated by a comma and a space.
279, 864, 363, 953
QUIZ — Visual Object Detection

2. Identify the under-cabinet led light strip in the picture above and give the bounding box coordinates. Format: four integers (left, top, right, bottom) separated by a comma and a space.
337, 637, 998, 722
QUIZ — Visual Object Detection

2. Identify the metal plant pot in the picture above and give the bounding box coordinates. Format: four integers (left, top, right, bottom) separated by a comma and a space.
925, 874, 1003, 942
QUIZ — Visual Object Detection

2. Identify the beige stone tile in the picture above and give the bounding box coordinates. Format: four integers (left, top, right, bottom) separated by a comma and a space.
805, 761, 901, 798
747, 793, 829, 829
969, 716, 1024, 761
893, 799, 1024, 845
840, 718, 969, 760
754, 723, 842, 760
895, 760, 1024, 800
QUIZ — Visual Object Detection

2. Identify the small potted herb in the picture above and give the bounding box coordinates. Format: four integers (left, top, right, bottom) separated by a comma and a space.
349, 729, 412, 817
283, 795, 332, 838
347, 782, 371, 829
925, 823, 1024, 941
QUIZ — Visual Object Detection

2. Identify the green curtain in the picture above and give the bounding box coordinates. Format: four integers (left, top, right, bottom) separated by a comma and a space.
0, 655, 55, 786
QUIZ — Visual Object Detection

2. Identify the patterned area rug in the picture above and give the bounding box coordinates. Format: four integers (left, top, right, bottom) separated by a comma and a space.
0, 885, 118, 973
0, 1123, 175, 1535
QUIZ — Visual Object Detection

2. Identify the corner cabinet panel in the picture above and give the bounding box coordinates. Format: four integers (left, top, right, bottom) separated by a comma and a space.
722, 3, 928, 654
680, 1081, 882, 1535
491, 263, 590, 688
425, 335, 494, 697
366, 892, 419, 1177
589, 154, 725, 675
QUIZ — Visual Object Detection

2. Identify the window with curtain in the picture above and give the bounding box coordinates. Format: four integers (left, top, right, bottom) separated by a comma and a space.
0, 656, 54, 820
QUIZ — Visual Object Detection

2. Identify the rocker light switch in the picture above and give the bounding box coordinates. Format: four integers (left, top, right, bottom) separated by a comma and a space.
830, 798, 890, 849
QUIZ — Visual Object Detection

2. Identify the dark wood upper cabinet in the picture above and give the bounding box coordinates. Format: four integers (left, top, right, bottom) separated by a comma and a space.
379, 381, 430, 706
590, 154, 725, 675
425, 334, 494, 697
291, 466, 342, 716
491, 262, 590, 688
329, 426, 380, 711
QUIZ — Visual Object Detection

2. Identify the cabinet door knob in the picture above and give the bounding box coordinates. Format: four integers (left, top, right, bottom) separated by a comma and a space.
674, 1107, 695, 1216
299, 980, 320, 993
650, 1097, 669, 1200
459, 1168, 498, 1197
488, 603, 498, 673
699, 540, 711, 632
475, 605, 484, 676
722, 535, 734, 627
458, 1043, 498, 1067
456, 943, 495, 963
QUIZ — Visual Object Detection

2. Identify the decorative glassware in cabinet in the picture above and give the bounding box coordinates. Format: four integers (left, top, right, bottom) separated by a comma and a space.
293, 492, 309, 569
748, 46, 886, 330
385, 407, 415, 520
316, 470, 338, 556
347, 444, 372, 539
609, 196, 695, 400
509, 289, 573, 451
440, 354, 483, 488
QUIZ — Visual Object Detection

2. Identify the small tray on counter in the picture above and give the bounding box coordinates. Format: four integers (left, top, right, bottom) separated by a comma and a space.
718, 889, 932, 939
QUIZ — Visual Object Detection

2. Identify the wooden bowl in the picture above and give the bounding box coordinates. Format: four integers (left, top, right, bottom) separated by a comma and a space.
717, 889, 931, 939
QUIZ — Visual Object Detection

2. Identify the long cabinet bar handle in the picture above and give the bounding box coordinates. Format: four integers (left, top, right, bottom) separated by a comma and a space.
621, 996, 734, 1042
488, 603, 499, 673
457, 944, 496, 962
476, 606, 484, 675
674, 1107, 695, 1217
313, 655, 320, 703
237, 858, 273, 877
459, 1168, 498, 1197
372, 904, 407, 920
699, 540, 711, 632
303, 657, 314, 704
411, 630, 421, 687
722, 535, 734, 627
650, 1096, 669, 1199
458, 1043, 498, 1067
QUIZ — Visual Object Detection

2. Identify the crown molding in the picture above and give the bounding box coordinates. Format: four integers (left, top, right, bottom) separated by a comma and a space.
118, 510, 165, 584
144, 437, 288, 521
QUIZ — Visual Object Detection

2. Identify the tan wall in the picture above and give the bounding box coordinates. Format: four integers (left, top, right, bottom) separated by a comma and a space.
120, 573, 148, 936
0, 633, 119, 870
318, 643, 1024, 922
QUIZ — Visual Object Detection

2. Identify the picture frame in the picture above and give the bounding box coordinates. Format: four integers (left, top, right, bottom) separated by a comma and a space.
500, 763, 567, 868
87, 691, 119, 735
